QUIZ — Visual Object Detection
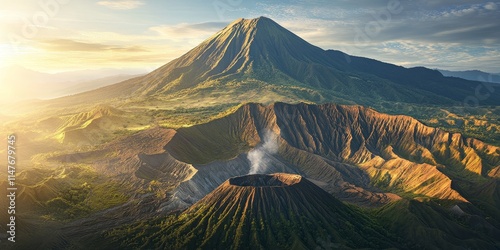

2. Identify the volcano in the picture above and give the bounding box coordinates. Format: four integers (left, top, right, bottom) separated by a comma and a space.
106, 173, 399, 249
51, 102, 500, 249
56, 17, 500, 107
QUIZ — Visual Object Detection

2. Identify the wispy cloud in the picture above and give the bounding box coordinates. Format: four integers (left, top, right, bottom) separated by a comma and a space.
20, 38, 180, 71
38, 39, 148, 52
97, 0, 144, 10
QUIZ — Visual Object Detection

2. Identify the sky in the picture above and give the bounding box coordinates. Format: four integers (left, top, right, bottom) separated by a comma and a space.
0, 0, 499, 74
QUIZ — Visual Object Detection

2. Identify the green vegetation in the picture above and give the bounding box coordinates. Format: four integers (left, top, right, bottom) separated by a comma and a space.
147, 102, 241, 128
373, 102, 500, 146
373, 200, 500, 249
86, 182, 129, 211
6, 165, 132, 221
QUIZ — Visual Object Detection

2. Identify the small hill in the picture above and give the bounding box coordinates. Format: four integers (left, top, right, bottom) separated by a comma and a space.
53, 105, 127, 144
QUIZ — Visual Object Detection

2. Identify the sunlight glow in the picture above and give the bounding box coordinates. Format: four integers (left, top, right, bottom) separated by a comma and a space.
0, 43, 17, 68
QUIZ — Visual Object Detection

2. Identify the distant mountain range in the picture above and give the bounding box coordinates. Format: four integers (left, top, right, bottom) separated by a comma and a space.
56, 16, 500, 107
0, 65, 146, 101
439, 69, 500, 84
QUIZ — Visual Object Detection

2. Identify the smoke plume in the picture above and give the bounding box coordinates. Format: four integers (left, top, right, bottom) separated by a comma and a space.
247, 130, 279, 174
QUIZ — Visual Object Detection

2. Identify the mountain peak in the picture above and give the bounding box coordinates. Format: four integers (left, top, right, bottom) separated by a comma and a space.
228, 16, 276, 26
253, 15, 278, 26
129, 16, 328, 94
221, 16, 284, 38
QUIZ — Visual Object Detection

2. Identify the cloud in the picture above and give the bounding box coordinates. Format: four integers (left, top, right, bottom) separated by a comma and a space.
17, 40, 180, 72
97, 0, 144, 10
38, 39, 148, 52
484, 2, 498, 10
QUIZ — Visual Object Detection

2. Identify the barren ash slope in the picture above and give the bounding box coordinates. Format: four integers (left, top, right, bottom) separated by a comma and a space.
104, 173, 400, 249
161, 103, 499, 205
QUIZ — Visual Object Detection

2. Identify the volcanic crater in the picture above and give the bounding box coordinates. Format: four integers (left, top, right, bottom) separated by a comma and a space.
228, 173, 301, 187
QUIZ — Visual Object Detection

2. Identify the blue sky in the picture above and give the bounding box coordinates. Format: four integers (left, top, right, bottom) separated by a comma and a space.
1, 0, 499, 73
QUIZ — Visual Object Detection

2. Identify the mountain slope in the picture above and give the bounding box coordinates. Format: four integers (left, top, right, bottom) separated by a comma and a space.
376, 199, 500, 249
326, 50, 496, 104
104, 173, 400, 249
